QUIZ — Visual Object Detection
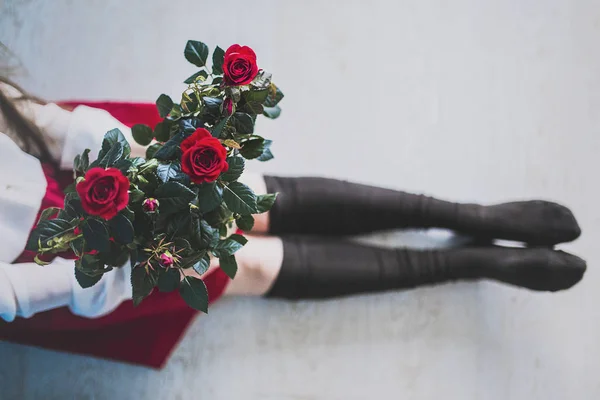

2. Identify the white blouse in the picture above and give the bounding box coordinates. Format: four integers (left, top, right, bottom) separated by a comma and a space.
0, 85, 145, 322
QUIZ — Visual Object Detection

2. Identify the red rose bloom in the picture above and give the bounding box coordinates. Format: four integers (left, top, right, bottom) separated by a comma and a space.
180, 128, 229, 184
76, 167, 130, 220
223, 44, 259, 86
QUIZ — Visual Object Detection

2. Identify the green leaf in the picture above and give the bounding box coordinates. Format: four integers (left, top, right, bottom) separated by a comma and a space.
158, 268, 180, 292
73, 155, 81, 172
240, 138, 264, 159
193, 253, 211, 276
219, 224, 228, 238
214, 234, 247, 257
156, 94, 174, 118
75, 268, 102, 289
263, 105, 281, 119
120, 208, 135, 224
196, 182, 223, 213
212, 76, 223, 85
256, 139, 274, 161
74, 149, 91, 173
77, 254, 104, 274
169, 103, 183, 120
58, 205, 77, 221
167, 213, 192, 236
230, 233, 248, 245
223, 182, 257, 215
184, 70, 208, 84
64, 192, 85, 216
184, 40, 209, 68
194, 218, 216, 248
113, 159, 134, 174
108, 213, 134, 244
244, 101, 264, 115
212, 45, 225, 75
219, 254, 238, 279
244, 89, 269, 104
180, 249, 208, 269
203, 97, 223, 119
231, 112, 254, 134
210, 116, 230, 139
37, 207, 61, 224
129, 248, 141, 270
257, 148, 273, 162
69, 236, 86, 257
179, 117, 203, 133
157, 162, 182, 183
98, 142, 124, 168
153, 132, 185, 161
154, 181, 196, 214
153, 121, 173, 142
83, 219, 110, 252
203, 203, 232, 230
179, 276, 209, 313
100, 241, 130, 267
221, 156, 245, 182
129, 187, 145, 203
63, 182, 77, 195
264, 83, 284, 108
100, 128, 131, 160
132, 124, 153, 146
26, 218, 75, 251
132, 158, 146, 169
131, 265, 157, 306
236, 214, 254, 231
81, 149, 91, 170
256, 193, 278, 213
146, 143, 162, 159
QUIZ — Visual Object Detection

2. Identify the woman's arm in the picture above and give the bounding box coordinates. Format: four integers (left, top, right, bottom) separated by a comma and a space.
0, 82, 146, 168
0, 258, 132, 322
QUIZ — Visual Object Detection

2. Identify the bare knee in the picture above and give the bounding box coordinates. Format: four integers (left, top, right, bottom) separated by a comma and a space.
223, 235, 283, 296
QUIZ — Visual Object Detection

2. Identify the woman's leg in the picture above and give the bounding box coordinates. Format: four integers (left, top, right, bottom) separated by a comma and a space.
222, 234, 586, 298
223, 173, 585, 299
246, 174, 581, 245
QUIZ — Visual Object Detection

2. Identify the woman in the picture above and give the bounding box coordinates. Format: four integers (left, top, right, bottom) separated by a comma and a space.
0, 79, 586, 368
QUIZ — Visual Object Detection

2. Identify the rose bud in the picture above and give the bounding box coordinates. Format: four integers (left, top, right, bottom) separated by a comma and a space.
143, 198, 159, 213
223, 97, 234, 116
73, 226, 82, 236
159, 251, 174, 268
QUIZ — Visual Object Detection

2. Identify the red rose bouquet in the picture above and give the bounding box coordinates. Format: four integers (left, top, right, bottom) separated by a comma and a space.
26, 40, 283, 312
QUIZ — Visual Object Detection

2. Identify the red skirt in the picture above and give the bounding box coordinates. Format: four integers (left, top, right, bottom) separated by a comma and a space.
0, 102, 231, 369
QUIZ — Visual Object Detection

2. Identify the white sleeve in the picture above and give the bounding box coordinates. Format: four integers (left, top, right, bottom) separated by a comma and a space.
0, 258, 132, 322
32, 104, 147, 169
0, 82, 146, 168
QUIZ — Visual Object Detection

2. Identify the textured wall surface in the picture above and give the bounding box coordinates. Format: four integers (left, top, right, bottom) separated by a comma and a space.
1, 0, 599, 399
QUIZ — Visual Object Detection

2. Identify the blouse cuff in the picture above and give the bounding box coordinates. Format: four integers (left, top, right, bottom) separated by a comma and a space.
0, 258, 73, 319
